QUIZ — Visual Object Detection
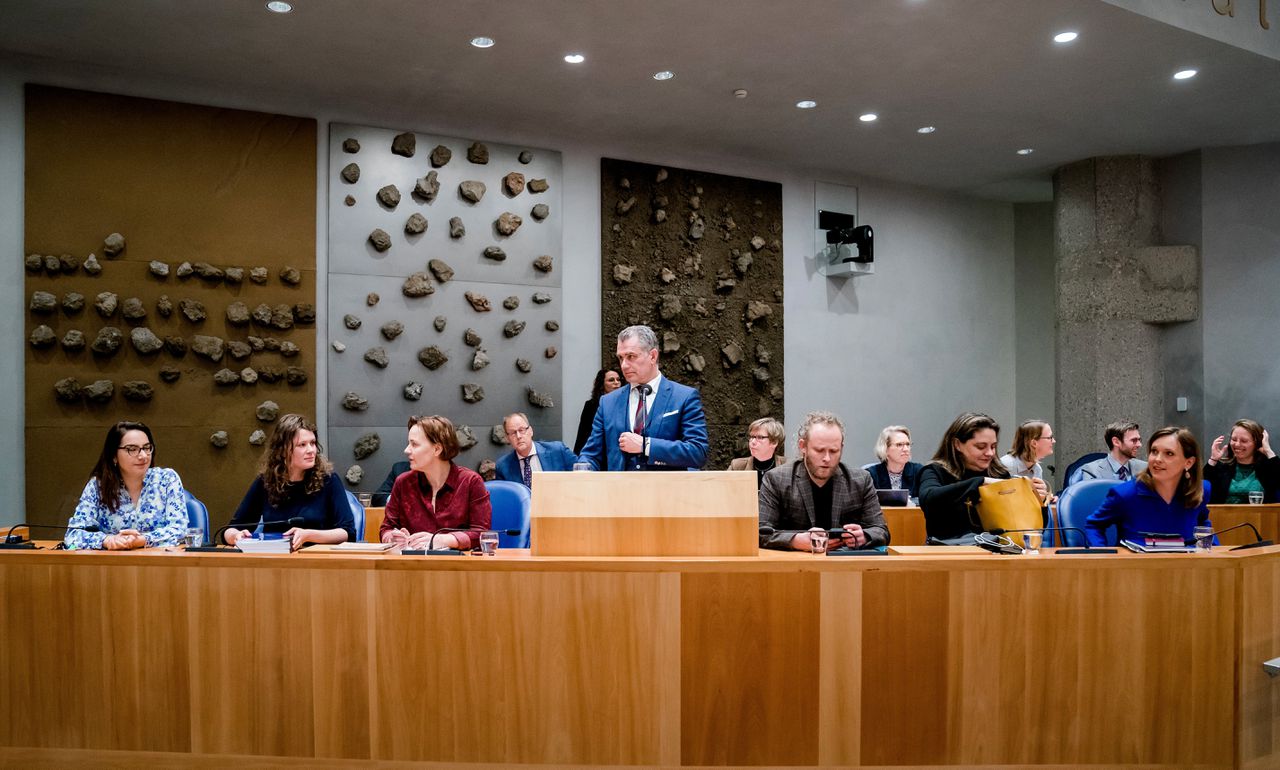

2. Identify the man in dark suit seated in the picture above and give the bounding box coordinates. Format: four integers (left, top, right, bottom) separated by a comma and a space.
494, 412, 577, 487
759, 410, 889, 551
372, 460, 410, 507
578, 325, 708, 471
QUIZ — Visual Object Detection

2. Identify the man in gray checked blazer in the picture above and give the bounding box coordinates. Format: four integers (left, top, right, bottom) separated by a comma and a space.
758, 410, 889, 551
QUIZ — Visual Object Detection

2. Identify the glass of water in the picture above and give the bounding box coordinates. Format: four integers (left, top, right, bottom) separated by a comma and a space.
1193, 525, 1214, 553
808, 527, 828, 554
1022, 531, 1042, 555
479, 530, 499, 556
1249, 491, 1264, 505
357, 492, 373, 508
184, 527, 204, 549
572, 461, 591, 472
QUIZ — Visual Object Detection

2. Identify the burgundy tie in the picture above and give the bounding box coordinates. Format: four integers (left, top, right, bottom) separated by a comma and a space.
634, 387, 647, 435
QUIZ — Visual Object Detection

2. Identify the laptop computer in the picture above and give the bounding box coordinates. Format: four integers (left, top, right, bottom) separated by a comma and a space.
875, 488, 910, 507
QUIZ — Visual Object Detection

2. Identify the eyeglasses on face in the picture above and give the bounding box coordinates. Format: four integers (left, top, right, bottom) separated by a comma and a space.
889, 441, 912, 449
505, 426, 532, 438
748, 435, 772, 442
119, 444, 155, 457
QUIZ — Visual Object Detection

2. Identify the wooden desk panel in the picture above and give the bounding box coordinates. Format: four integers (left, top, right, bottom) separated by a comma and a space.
1213, 503, 1280, 547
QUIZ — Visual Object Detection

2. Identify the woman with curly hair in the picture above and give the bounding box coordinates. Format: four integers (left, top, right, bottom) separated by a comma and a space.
222, 414, 355, 548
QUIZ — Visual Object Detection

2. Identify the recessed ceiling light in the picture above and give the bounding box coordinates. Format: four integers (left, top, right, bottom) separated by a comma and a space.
470, 36, 495, 48
796, 100, 817, 109
653, 70, 675, 81
564, 53, 585, 64
1016, 148, 1035, 155
1173, 68, 1198, 80
1053, 31, 1078, 43
917, 126, 936, 134
265, 1, 292, 12
859, 113, 878, 122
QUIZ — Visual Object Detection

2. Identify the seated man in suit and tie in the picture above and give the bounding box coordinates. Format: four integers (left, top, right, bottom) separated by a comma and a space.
759, 410, 889, 551
578, 324, 709, 471
1070, 421, 1148, 485
495, 412, 577, 487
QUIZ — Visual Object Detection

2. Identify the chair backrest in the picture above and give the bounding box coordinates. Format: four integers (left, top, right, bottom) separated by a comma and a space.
344, 490, 366, 544
485, 480, 531, 548
184, 489, 211, 545
1056, 478, 1122, 546
363, 508, 385, 543
1062, 452, 1107, 490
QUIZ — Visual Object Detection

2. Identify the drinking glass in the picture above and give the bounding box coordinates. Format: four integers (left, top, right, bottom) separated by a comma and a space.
573, 462, 591, 472
1249, 491, 1264, 505
1022, 531, 1042, 555
357, 492, 373, 508
1193, 525, 1214, 553
184, 527, 204, 549
479, 530, 499, 556
808, 527, 829, 554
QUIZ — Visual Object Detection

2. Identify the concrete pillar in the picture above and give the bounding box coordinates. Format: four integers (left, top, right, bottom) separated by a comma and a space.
1054, 156, 1199, 470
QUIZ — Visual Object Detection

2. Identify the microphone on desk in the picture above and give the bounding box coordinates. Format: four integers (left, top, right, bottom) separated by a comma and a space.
1, 523, 99, 549
987, 526, 1117, 555
1185, 521, 1273, 551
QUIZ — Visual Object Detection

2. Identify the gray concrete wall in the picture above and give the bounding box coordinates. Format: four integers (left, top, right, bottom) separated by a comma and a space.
0, 68, 23, 523
1157, 151, 1205, 438
1013, 202, 1057, 477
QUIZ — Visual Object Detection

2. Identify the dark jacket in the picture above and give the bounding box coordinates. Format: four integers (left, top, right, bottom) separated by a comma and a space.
758, 460, 889, 549
917, 463, 987, 541
1204, 455, 1280, 504
864, 460, 924, 497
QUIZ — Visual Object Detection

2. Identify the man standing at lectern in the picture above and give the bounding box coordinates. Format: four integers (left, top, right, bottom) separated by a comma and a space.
578, 325, 709, 471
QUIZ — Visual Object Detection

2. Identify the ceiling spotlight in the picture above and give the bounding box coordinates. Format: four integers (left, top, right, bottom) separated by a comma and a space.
1053, 31, 1078, 43
917, 126, 936, 134
859, 113, 878, 122
470, 36, 495, 48
796, 100, 817, 109
653, 70, 675, 81
564, 53, 585, 64
1016, 148, 1035, 155
1173, 68, 1198, 80
265, 1, 292, 12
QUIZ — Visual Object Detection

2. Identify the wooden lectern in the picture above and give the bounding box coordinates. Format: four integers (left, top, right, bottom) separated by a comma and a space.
529, 470, 759, 556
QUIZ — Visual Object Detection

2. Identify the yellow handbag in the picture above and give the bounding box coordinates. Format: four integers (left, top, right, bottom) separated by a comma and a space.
973, 477, 1044, 533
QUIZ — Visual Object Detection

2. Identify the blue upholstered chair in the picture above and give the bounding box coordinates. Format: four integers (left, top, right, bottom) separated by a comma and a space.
183, 490, 211, 546
1055, 478, 1122, 547
344, 490, 366, 544
1062, 452, 1107, 491
485, 480, 531, 548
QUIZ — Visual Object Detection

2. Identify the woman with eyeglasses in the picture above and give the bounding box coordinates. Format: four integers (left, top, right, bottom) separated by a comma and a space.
727, 417, 787, 487
998, 419, 1054, 504
64, 421, 187, 550
865, 425, 923, 497
222, 414, 355, 549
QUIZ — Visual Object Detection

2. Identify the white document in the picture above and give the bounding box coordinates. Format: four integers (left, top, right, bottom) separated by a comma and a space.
235, 537, 292, 554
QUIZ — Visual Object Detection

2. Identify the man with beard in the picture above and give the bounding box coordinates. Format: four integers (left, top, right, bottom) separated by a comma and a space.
1071, 421, 1147, 484
758, 411, 888, 551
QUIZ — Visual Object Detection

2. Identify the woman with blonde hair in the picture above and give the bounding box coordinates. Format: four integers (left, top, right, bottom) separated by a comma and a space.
1086, 427, 1211, 545
222, 414, 355, 548
1204, 418, 1279, 504
727, 417, 787, 487
865, 425, 923, 497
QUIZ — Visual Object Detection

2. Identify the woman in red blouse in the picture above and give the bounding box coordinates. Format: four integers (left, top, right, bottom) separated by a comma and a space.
381, 414, 492, 550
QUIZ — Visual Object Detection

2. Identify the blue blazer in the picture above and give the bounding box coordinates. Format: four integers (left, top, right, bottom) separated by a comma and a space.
495, 440, 577, 483
1084, 479, 1211, 546
578, 377, 709, 471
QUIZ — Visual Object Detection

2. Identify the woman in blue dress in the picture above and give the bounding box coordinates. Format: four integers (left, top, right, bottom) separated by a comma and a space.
65, 421, 187, 550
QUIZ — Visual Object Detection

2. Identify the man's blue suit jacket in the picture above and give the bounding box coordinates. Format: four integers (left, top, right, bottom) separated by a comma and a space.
495, 440, 577, 483
578, 377, 709, 471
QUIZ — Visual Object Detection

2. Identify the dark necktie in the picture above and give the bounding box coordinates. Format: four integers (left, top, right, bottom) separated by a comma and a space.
1117, 465, 1128, 481
633, 386, 647, 435
521, 455, 532, 488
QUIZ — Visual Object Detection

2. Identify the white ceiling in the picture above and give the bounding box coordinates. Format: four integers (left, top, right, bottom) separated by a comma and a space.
3, 0, 1279, 202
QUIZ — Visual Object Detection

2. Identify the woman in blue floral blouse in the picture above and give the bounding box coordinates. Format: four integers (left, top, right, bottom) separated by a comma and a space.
65, 421, 187, 550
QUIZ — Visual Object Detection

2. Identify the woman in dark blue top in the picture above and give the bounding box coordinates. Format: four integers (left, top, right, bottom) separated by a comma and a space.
1085, 426, 1211, 546
223, 414, 355, 548
865, 425, 924, 497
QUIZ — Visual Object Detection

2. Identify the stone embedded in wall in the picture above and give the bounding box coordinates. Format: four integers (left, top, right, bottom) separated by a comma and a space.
250, 267, 269, 284
483, 246, 506, 261
225, 267, 244, 284
744, 300, 772, 328
503, 172, 525, 196
531, 203, 549, 221
341, 163, 360, 183
402, 271, 435, 297
684, 352, 706, 374
156, 296, 173, 318
515, 358, 532, 373
91, 326, 123, 356
545, 346, 557, 359
734, 253, 753, 276
191, 334, 225, 362
257, 400, 280, 421
54, 377, 81, 402
240, 368, 258, 385
752, 366, 770, 383
503, 296, 519, 310
43, 255, 59, 274
279, 341, 300, 357
279, 266, 302, 285
130, 327, 163, 354
61, 329, 86, 351
341, 392, 368, 411
418, 346, 448, 370
248, 336, 265, 351
345, 466, 364, 485
496, 212, 523, 236
518, 150, 533, 164
343, 313, 361, 330
449, 217, 465, 238
689, 216, 705, 240
532, 292, 552, 304
149, 261, 169, 278
381, 321, 404, 341
83, 254, 102, 275
286, 366, 307, 385
527, 388, 554, 408
159, 366, 180, 383
465, 291, 491, 312
404, 382, 423, 400
213, 368, 240, 386
467, 142, 489, 164
293, 303, 316, 324
545, 320, 559, 332
653, 209, 667, 224
343, 138, 360, 153
490, 425, 508, 445
655, 168, 668, 183
209, 430, 230, 449
413, 171, 440, 202
613, 265, 634, 285
750, 236, 766, 251
663, 332, 680, 353
103, 232, 125, 257
477, 459, 496, 481
82, 379, 115, 403
369, 229, 392, 252
367, 293, 379, 306
661, 267, 677, 284
29, 291, 57, 314
391, 132, 416, 157
532, 255, 553, 273
471, 349, 490, 370
164, 336, 187, 357
269, 304, 294, 330
428, 258, 454, 283
528, 178, 549, 194
176, 262, 194, 279
463, 328, 482, 347
715, 272, 736, 292
454, 425, 478, 452
194, 262, 224, 282
258, 367, 283, 384
332, 341, 346, 353
94, 292, 118, 318
249, 429, 267, 445
344, 196, 355, 207
721, 342, 743, 368
25, 254, 41, 273
354, 432, 380, 460
180, 298, 206, 323
459, 181, 486, 203
617, 196, 637, 215
226, 302, 251, 326
430, 144, 452, 167
462, 383, 485, 403
433, 316, 447, 332
227, 341, 252, 360
403, 216, 429, 247
122, 297, 147, 320
659, 293, 682, 320
503, 320, 526, 338
377, 185, 401, 209
252, 303, 273, 326
29, 325, 56, 349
